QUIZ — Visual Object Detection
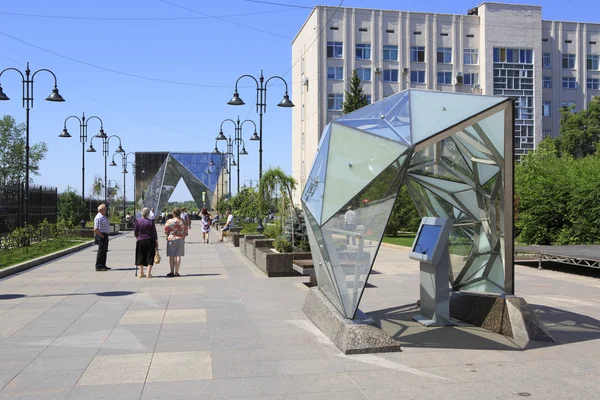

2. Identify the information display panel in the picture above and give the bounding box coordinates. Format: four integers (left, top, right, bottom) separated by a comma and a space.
412, 225, 442, 257
409, 217, 453, 264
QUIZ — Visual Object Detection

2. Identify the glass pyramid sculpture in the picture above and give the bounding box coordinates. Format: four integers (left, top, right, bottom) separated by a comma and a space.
302, 89, 514, 319
141, 153, 223, 214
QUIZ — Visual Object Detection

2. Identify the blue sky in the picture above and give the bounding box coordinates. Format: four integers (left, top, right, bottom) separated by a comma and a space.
1, 0, 597, 201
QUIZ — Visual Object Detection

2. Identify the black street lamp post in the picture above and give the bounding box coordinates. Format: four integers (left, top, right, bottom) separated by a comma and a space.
216, 116, 255, 194
226, 71, 294, 181
59, 113, 105, 206
87, 133, 124, 205
110, 152, 135, 218
0, 62, 65, 226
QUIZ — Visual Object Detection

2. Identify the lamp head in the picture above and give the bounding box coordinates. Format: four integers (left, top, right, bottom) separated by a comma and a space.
124, 168, 128, 174
109, 160, 117, 167
116, 145, 125, 153
0, 85, 9, 101
240, 147, 248, 155
212, 147, 220, 155
205, 168, 211, 175
277, 92, 294, 107
216, 130, 227, 141
86, 144, 96, 153
230, 159, 237, 167
250, 132, 260, 141
46, 87, 65, 102
59, 128, 71, 138
209, 159, 215, 166
227, 90, 245, 106
96, 129, 107, 139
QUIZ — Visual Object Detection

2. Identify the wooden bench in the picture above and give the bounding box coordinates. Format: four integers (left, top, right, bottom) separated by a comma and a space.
293, 259, 317, 287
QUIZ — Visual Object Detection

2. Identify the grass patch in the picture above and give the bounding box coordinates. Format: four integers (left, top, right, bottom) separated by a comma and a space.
382, 233, 416, 247
0, 238, 93, 269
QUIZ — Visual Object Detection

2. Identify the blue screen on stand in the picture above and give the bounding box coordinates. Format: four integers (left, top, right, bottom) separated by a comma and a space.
413, 225, 442, 257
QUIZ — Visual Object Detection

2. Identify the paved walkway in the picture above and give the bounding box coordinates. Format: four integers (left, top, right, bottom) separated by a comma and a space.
1, 227, 600, 399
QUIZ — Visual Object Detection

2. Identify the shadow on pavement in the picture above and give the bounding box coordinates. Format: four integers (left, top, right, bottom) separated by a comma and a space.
531, 303, 600, 344
368, 301, 600, 351
0, 291, 136, 300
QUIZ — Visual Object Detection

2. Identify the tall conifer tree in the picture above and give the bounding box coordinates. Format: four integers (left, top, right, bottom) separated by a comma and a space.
342, 70, 368, 114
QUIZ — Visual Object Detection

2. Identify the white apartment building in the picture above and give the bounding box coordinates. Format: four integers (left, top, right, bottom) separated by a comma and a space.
291, 2, 600, 204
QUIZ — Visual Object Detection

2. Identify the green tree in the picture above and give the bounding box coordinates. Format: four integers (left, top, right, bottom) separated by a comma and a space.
259, 167, 299, 230
553, 96, 600, 158
0, 115, 48, 186
57, 186, 84, 226
230, 187, 259, 220
342, 70, 369, 115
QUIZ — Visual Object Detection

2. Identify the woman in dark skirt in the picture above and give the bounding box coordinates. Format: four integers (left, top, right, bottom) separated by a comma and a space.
134, 207, 158, 278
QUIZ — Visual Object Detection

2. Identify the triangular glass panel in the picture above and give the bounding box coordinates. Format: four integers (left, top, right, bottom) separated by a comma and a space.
318, 159, 407, 318
441, 138, 474, 179
409, 90, 506, 145
448, 226, 473, 286
474, 162, 500, 187
302, 124, 331, 225
485, 254, 506, 292
407, 174, 472, 195
304, 207, 345, 314
321, 123, 408, 224
473, 110, 506, 158
453, 190, 481, 220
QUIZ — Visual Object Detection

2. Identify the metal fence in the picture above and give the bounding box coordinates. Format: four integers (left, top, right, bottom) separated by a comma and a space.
0, 185, 58, 234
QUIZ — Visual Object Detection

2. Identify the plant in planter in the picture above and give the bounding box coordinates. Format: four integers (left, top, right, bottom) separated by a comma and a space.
273, 237, 293, 253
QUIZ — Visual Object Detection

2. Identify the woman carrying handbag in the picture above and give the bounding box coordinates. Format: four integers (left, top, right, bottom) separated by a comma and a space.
134, 207, 159, 278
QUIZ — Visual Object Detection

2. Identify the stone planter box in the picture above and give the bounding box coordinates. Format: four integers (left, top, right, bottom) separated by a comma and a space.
239, 237, 246, 253
239, 235, 264, 256
244, 237, 273, 263
231, 232, 245, 247
254, 249, 312, 277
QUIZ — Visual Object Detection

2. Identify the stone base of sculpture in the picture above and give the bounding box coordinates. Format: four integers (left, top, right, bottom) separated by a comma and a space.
302, 287, 402, 354
449, 292, 556, 345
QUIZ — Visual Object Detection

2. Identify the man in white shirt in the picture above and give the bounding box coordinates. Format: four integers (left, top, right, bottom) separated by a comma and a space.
149, 208, 156, 221
218, 210, 234, 242
344, 205, 357, 245
93, 204, 112, 271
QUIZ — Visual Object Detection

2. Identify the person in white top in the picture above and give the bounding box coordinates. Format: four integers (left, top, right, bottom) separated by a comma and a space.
149, 208, 156, 221
218, 210, 234, 242
344, 205, 357, 245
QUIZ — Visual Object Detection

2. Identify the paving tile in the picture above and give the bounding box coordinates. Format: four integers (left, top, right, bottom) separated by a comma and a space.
146, 351, 212, 382
24, 355, 94, 373
96, 341, 156, 355
141, 380, 216, 400
163, 309, 206, 324
1, 369, 83, 394
212, 376, 288, 398
281, 372, 356, 394
0, 388, 71, 400
288, 391, 367, 400
66, 383, 144, 400
118, 310, 165, 325
153, 340, 209, 353
77, 353, 153, 385
211, 357, 279, 379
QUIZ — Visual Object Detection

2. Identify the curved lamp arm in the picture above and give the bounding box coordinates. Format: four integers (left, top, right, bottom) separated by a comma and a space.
264, 75, 292, 113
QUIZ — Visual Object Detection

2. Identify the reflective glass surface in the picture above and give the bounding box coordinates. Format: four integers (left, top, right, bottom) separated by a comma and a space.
303, 89, 510, 319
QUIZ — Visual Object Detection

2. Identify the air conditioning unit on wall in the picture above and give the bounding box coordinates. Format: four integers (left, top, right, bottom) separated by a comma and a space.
456, 72, 463, 85
374, 67, 382, 73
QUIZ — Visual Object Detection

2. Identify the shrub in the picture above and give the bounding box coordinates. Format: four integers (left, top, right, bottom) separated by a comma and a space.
263, 224, 282, 239
274, 237, 293, 253
241, 223, 258, 234
296, 240, 311, 252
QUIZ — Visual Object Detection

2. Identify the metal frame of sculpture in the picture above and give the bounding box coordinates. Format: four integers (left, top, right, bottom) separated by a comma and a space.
135, 152, 224, 214
301, 89, 514, 319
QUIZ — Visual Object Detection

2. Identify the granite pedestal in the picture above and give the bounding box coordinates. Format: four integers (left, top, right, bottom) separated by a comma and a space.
302, 287, 402, 354
449, 291, 556, 345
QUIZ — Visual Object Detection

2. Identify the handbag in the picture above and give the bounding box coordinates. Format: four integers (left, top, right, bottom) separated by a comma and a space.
154, 248, 161, 265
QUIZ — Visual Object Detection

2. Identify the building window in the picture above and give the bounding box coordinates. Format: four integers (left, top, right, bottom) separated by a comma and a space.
543, 101, 552, 117
562, 54, 576, 69
383, 69, 399, 82
543, 53, 552, 68
356, 44, 371, 60
464, 49, 478, 65
411, 70, 426, 83
383, 45, 398, 61
466, 34, 475, 38
364, 95, 372, 104
542, 38, 548, 42
437, 47, 452, 64
562, 101, 576, 112
327, 67, 343, 80
588, 78, 600, 90
327, 41, 343, 58
410, 46, 425, 62
562, 77, 577, 89
437, 71, 452, 84
463, 73, 479, 86
565, 40, 572, 44
588, 55, 600, 70
327, 93, 343, 110
543, 129, 552, 139
356, 68, 371, 81
494, 48, 532, 64
542, 76, 552, 88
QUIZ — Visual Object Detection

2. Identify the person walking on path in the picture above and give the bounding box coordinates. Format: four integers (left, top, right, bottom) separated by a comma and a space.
200, 208, 211, 243
134, 207, 159, 278
218, 209, 234, 242
93, 204, 111, 271
164, 207, 188, 277
344, 205, 357, 245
